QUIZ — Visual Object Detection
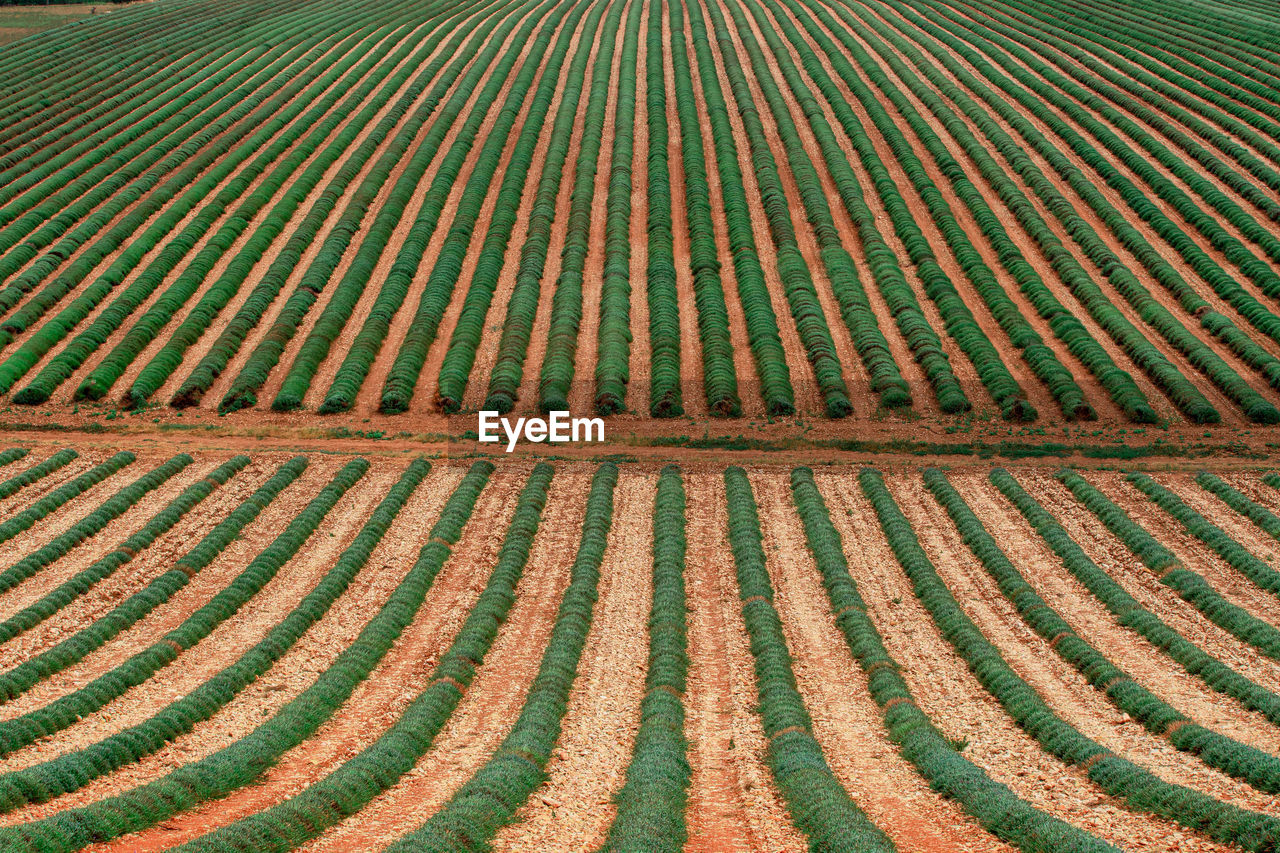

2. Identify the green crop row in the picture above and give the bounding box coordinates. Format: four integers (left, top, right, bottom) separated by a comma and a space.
793, 467, 1113, 852
0, 456, 307, 757
0, 451, 133, 547
1128, 472, 1280, 598
382, 463, 617, 851
0, 456, 351, 708
432, 0, 619, 416
0, 448, 74, 501
801, 0, 1150, 421
172, 0, 524, 411
0, 458, 427, 813
601, 464, 690, 852
315, 0, 560, 416
1057, 469, 1280, 659
674, 0, 793, 416
640, 0, 684, 419
528, 0, 620, 415
725, 0, 928, 415
926, 469, 1280, 812
478, 0, 606, 416
725, 467, 895, 850
0, 460, 495, 851
172, 460, 546, 853
0, 452, 190, 598
1197, 474, 1280, 543
889, 0, 1280, 424
694, 0, 854, 418
271, 0, 515, 414
846, 1, 1220, 424
991, 469, 1280, 726
0, 455, 247, 644
664, 0, 743, 417
592, 0, 644, 416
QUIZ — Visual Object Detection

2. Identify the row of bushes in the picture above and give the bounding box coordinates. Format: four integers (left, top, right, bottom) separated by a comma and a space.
768, 0, 1083, 420
726, 0, 930, 415
0, 448, 73, 501
1001, 0, 1280, 185
0, 30, 325, 334
725, 467, 896, 850
601, 465, 690, 851
69, 24, 410, 407
216, 1, 527, 415
0, 459, 496, 851
900, 0, 1280, 424
850, 0, 1223, 424
0, 456, 307, 756
660, 0, 742, 417
121, 6, 462, 409
991, 469, 1280, 726
167, 0, 508, 410
674, 0, 793, 417
799, 0, 1153, 421
794, 467, 1113, 852
1128, 472, 1280, 598
431, 0, 620, 416
475, 0, 606, 416
0, 455, 344, 708
178, 459, 546, 853
0, 451, 133, 547
0, 21, 394, 402
0, 455, 247, 644
639, 0, 684, 418
270, 0, 514, 414
1056, 469, 1280, 659
382, 463, 618, 851
315, 0, 547, 416
694, 0, 854, 418
0, 452, 189, 599
1197, 474, 1280, 543
522, 1, 621, 416
926, 469, 1280, 809
592, 0, 644, 416
0, 457, 427, 813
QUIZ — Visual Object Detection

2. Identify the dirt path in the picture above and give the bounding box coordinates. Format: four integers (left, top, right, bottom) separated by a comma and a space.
815, 468, 1237, 853
682, 469, 806, 853
748, 469, 1014, 852
491, 468, 655, 851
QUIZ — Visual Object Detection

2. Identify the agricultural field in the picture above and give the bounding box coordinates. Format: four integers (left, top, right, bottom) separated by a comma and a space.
0, 444, 1272, 851
0, 0, 1277, 435
3, 0, 1280, 849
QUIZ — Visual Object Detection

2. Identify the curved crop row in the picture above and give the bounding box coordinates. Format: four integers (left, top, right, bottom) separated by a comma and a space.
600, 464, 690, 852
1056, 469, 1280, 660
0, 459, 497, 851
792, 467, 1116, 852
927, 469, 1280, 805
0, 455, 309, 758
429, 0, 620, 415
0, 454, 247, 644
0, 448, 75, 502
380, 463, 618, 852
0, 456, 427, 813
991, 469, 1280, 727
724, 466, 896, 849
314, 0, 561, 415
0, 451, 133, 547
1196, 474, 1280, 544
